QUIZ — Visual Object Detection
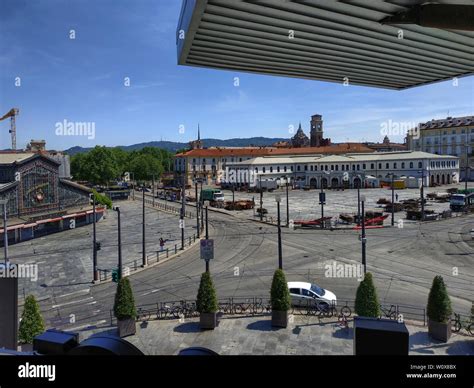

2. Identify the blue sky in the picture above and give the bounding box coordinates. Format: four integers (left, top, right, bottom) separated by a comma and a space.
0, 0, 473, 150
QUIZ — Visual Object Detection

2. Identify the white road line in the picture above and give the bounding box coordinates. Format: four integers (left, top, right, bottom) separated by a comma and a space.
56, 288, 90, 299
67, 320, 107, 331
141, 289, 160, 296
52, 296, 93, 309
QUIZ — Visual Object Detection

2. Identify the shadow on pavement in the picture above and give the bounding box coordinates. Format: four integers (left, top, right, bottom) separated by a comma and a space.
246, 320, 280, 332
174, 322, 201, 333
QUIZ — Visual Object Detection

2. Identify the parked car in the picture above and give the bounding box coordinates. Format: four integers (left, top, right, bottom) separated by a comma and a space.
287, 281, 337, 308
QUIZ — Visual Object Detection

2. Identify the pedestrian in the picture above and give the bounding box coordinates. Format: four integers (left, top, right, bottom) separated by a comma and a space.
395, 193, 399, 202
159, 237, 165, 252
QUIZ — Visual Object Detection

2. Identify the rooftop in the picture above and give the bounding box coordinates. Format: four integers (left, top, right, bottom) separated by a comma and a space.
177, 0, 474, 90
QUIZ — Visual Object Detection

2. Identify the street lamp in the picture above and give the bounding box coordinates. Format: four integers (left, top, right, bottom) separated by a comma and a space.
113, 205, 122, 280
275, 195, 283, 269
284, 176, 290, 227
194, 178, 200, 238
319, 174, 326, 229
204, 200, 210, 272
0, 199, 8, 265
89, 194, 98, 282
142, 186, 147, 267
419, 169, 425, 221
388, 173, 395, 226
360, 195, 367, 274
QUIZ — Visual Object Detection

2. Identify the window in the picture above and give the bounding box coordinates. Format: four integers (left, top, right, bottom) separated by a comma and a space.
302, 289, 314, 297
314, 165, 318, 171
352, 165, 355, 171
393, 163, 397, 169
325, 165, 328, 171
290, 166, 293, 172
263, 167, 266, 173
289, 288, 300, 295
370, 163, 374, 169
297, 166, 301, 171
357, 164, 360, 171
335, 165, 339, 171
277, 166, 280, 172
331, 165, 334, 171
378, 163, 382, 169
401, 162, 405, 169
418, 162, 422, 168
385, 163, 389, 169
341, 165, 345, 171
255, 168, 258, 173
284, 166, 287, 172
304, 165, 308, 171
270, 167, 273, 173
310, 165, 313, 171
409, 162, 413, 168
202, 159, 206, 164
362, 164, 366, 170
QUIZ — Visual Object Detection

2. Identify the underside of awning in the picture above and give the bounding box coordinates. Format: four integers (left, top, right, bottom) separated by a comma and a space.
177, 0, 474, 90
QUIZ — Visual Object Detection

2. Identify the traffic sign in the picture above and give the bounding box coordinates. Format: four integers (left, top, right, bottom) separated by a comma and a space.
200, 239, 214, 261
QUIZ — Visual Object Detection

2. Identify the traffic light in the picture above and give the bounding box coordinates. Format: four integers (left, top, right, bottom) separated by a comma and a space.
111, 269, 119, 283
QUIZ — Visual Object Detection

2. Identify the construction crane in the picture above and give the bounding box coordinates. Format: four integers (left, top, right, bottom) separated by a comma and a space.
0, 108, 19, 150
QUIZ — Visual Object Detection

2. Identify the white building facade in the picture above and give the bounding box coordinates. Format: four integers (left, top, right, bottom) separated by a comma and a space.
224, 151, 459, 188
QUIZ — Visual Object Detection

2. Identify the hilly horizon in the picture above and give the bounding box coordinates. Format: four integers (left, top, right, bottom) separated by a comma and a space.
64, 137, 290, 155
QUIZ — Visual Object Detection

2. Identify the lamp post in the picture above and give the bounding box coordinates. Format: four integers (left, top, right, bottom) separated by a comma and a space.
259, 174, 263, 222
390, 173, 395, 226
181, 174, 185, 250
195, 179, 200, 238
113, 206, 122, 280
419, 169, 425, 221
90, 195, 98, 282
204, 200, 210, 272
276, 195, 283, 269
285, 177, 290, 227
357, 184, 361, 226
142, 186, 146, 267
200, 180, 204, 230
0, 200, 8, 265
319, 177, 326, 229
360, 195, 367, 274
465, 136, 469, 192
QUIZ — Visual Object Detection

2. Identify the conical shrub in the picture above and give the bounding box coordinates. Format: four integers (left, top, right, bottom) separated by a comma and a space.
113, 277, 137, 320
196, 272, 218, 313
355, 272, 380, 317
19, 295, 45, 344
270, 269, 290, 311
427, 275, 452, 323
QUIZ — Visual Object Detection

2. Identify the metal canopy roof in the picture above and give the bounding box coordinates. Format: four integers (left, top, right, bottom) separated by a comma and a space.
177, 0, 474, 90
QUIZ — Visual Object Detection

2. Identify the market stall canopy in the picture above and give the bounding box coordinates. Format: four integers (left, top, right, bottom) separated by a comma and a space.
177, 0, 474, 90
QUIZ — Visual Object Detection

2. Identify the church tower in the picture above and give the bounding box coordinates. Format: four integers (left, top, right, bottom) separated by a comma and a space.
310, 114, 323, 147
189, 124, 203, 150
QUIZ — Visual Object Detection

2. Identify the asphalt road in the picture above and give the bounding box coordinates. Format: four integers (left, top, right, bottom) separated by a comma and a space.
31, 201, 473, 332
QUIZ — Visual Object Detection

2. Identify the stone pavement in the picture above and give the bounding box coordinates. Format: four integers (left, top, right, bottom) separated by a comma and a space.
83, 315, 474, 355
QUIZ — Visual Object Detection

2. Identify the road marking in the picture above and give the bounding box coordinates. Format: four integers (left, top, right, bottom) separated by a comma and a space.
52, 296, 93, 309
141, 289, 160, 296
56, 288, 90, 299
67, 319, 107, 331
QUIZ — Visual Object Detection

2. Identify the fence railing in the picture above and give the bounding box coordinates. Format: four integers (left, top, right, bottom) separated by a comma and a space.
106, 297, 473, 334
135, 194, 194, 218
97, 233, 197, 282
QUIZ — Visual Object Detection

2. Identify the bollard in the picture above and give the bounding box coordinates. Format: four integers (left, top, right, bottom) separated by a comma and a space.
157, 251, 160, 262
175, 244, 177, 254
134, 260, 137, 270
188, 236, 191, 246
193, 234, 195, 242
166, 248, 169, 258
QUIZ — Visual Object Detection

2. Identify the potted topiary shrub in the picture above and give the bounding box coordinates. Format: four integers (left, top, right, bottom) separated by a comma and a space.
427, 275, 452, 342
196, 271, 218, 330
355, 272, 381, 318
270, 269, 291, 328
19, 295, 45, 350
113, 277, 137, 338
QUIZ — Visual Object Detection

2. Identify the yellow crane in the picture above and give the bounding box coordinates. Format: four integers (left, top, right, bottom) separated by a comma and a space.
0, 108, 19, 150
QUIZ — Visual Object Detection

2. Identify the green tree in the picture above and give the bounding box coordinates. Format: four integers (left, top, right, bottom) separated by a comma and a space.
71, 153, 87, 181
128, 153, 163, 182
113, 278, 137, 320
196, 272, 218, 313
92, 189, 112, 209
19, 295, 45, 344
427, 275, 452, 323
270, 269, 291, 311
355, 272, 381, 317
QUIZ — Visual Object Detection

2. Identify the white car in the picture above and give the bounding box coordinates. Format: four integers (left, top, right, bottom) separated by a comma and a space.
287, 281, 337, 308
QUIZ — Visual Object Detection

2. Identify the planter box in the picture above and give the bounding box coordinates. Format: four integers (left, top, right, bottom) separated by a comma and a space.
271, 310, 288, 328
428, 319, 451, 342
117, 318, 136, 338
200, 312, 217, 330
